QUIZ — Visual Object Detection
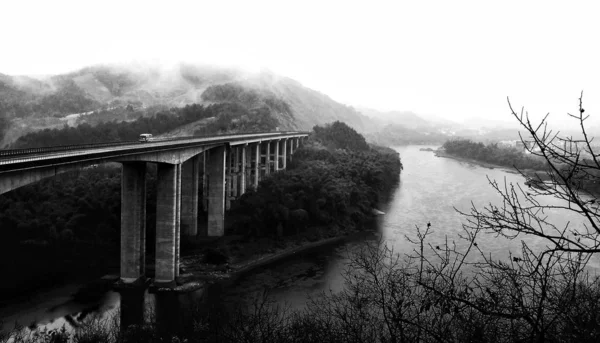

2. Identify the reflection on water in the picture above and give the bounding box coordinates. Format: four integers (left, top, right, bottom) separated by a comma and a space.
0, 285, 204, 336
217, 145, 600, 309
3, 145, 599, 333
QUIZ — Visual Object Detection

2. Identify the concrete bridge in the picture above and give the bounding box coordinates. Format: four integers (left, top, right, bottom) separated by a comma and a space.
0, 131, 309, 287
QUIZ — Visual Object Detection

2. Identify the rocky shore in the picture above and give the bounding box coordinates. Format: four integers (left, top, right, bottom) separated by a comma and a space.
171, 234, 349, 293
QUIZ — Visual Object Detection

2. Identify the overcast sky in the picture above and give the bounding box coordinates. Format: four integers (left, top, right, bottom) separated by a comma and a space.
2, 0, 599, 127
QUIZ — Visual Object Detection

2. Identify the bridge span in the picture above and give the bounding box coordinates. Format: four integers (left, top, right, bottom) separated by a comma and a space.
0, 131, 309, 287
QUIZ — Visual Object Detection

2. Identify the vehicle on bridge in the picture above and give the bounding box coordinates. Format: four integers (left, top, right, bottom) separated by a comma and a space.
138, 133, 154, 142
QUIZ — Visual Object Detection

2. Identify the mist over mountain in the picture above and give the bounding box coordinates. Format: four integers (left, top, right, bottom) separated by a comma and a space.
0, 62, 551, 148
356, 107, 433, 130
0, 63, 375, 146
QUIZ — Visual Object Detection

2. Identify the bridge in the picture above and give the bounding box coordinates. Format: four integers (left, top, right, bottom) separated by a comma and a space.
0, 131, 309, 287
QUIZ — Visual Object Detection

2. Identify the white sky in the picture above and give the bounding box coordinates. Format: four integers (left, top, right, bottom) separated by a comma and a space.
2, 0, 600, 127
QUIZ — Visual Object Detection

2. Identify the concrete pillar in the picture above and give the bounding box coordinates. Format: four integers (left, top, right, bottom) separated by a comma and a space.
240, 144, 247, 193
265, 142, 271, 175
232, 146, 239, 198
175, 165, 181, 278
207, 146, 226, 236
120, 162, 147, 283
282, 139, 287, 169
226, 148, 232, 210
274, 140, 280, 172
155, 163, 181, 286
247, 145, 252, 186
202, 152, 208, 211
254, 143, 260, 190
181, 156, 200, 237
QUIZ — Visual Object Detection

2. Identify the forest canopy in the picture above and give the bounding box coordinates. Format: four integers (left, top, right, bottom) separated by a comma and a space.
230, 121, 402, 237
9, 102, 281, 149
442, 138, 548, 170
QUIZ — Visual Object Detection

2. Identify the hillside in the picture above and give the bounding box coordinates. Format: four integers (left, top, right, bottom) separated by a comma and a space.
0, 64, 375, 147
357, 107, 433, 130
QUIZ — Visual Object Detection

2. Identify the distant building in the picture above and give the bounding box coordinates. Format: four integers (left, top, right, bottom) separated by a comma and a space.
498, 140, 518, 148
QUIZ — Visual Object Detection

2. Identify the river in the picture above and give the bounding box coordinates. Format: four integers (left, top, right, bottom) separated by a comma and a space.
1, 145, 596, 333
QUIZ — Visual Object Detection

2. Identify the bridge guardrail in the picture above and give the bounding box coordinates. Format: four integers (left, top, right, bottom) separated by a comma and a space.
0, 131, 308, 166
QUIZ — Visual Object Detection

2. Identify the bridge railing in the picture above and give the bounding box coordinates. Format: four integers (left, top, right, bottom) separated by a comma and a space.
0, 140, 139, 158
0, 131, 308, 165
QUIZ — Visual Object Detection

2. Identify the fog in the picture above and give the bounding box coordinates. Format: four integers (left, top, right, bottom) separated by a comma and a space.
2, 0, 600, 129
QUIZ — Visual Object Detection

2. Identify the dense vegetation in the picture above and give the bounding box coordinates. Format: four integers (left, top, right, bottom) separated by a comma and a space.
0, 166, 136, 301
9, 102, 280, 149
312, 120, 370, 151
0, 120, 401, 305
442, 138, 548, 170
229, 122, 401, 238
201, 83, 292, 117
0, 120, 403, 342
0, 76, 100, 119
0, 64, 381, 149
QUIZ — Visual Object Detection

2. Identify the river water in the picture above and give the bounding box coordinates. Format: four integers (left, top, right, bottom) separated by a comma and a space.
2, 145, 596, 332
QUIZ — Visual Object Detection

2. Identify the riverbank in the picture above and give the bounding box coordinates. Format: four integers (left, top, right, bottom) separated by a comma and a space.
173, 219, 380, 292
95, 219, 378, 296
176, 236, 345, 287
434, 149, 548, 180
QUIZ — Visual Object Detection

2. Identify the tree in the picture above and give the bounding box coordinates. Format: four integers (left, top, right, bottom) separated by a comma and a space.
466, 92, 600, 256
296, 93, 600, 342
411, 92, 600, 341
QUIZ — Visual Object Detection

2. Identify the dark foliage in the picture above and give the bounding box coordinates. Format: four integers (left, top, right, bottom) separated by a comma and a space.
0, 165, 160, 302
0, 77, 100, 119
312, 121, 370, 151
9, 102, 279, 149
229, 122, 402, 237
443, 138, 548, 170
201, 83, 292, 116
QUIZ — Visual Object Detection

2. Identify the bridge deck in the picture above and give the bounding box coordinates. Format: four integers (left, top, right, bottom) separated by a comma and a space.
0, 131, 308, 172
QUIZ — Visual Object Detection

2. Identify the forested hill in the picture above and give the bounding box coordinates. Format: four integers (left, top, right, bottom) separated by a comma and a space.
0, 64, 373, 147
9, 103, 279, 149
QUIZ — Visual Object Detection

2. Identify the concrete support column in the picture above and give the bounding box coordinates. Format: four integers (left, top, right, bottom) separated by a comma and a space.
282, 139, 287, 170
181, 156, 200, 237
155, 163, 182, 286
274, 140, 280, 172
265, 142, 271, 175
247, 145, 253, 188
120, 162, 147, 283
254, 143, 260, 190
207, 146, 226, 236
226, 148, 232, 210
240, 144, 247, 193
202, 151, 208, 211
232, 147, 239, 199
175, 165, 181, 278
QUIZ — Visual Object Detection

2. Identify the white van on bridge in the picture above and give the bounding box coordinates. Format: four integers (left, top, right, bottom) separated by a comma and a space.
138, 134, 154, 142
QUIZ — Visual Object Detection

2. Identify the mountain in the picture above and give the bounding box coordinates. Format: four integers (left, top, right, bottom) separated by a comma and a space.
0, 63, 375, 147
356, 107, 433, 130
